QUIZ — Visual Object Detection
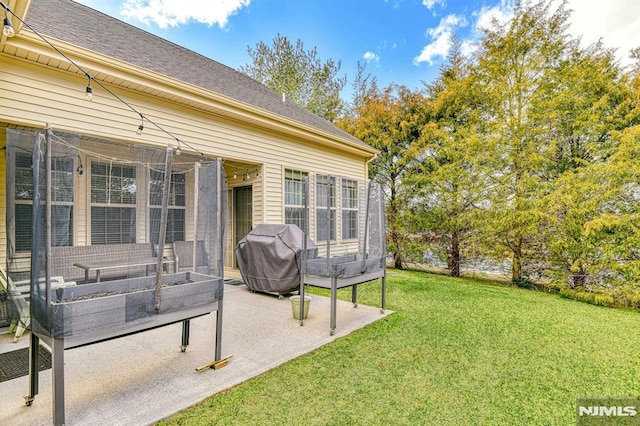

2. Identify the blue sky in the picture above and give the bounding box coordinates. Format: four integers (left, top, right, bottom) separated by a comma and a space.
74, 0, 639, 97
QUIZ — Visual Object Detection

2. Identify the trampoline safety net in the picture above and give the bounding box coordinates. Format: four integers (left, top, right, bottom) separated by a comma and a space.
5, 127, 226, 340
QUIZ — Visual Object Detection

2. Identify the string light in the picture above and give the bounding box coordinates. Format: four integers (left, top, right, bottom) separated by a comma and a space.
3, 15, 13, 37
76, 154, 84, 175
2, 3, 14, 38
85, 76, 93, 101
136, 113, 144, 135
233, 168, 238, 179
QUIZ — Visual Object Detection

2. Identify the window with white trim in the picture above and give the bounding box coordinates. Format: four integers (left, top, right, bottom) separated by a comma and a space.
284, 169, 308, 231
316, 175, 336, 241
149, 170, 186, 243
342, 178, 358, 240
14, 154, 74, 251
90, 161, 136, 244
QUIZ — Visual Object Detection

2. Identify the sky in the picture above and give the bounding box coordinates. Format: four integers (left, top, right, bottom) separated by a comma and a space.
72, 0, 640, 97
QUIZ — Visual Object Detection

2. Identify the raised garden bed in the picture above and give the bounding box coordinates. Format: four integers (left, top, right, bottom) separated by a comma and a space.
33, 272, 223, 348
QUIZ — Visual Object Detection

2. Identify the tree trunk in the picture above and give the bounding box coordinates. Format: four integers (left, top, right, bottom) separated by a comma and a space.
394, 253, 403, 270
572, 265, 586, 288
390, 230, 404, 270
512, 238, 522, 281
448, 234, 461, 277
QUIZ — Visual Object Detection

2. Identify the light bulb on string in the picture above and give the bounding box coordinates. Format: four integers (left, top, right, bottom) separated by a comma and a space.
85, 78, 93, 101
136, 114, 144, 135
3, 16, 14, 38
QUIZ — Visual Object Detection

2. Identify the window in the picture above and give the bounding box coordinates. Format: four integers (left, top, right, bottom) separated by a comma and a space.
90, 161, 136, 244
316, 175, 336, 241
284, 169, 308, 231
149, 170, 186, 243
342, 179, 358, 240
15, 154, 74, 251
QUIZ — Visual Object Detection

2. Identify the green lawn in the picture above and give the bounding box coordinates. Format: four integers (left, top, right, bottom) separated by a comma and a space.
159, 270, 640, 425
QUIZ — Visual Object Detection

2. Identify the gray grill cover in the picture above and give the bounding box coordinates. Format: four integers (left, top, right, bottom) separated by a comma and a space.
235, 224, 317, 293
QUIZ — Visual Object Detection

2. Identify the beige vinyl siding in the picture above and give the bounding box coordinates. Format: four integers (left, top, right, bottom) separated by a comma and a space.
1, 56, 370, 168
264, 164, 284, 224
0, 54, 372, 268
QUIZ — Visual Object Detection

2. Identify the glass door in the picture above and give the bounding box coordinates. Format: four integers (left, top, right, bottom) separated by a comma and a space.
234, 186, 253, 266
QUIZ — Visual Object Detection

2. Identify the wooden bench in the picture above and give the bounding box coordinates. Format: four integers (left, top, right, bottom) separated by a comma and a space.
51, 243, 159, 283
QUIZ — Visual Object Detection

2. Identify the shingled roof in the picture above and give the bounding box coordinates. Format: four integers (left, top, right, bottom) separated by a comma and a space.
23, 0, 370, 150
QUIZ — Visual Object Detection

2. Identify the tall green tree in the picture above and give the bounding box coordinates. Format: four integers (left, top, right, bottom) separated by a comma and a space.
239, 34, 347, 122
472, 0, 571, 281
537, 40, 633, 287
409, 36, 489, 276
339, 84, 429, 269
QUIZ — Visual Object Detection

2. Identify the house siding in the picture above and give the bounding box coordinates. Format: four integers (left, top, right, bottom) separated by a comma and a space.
1, 53, 372, 270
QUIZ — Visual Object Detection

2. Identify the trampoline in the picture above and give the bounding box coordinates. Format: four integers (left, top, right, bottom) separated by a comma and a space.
300, 179, 387, 335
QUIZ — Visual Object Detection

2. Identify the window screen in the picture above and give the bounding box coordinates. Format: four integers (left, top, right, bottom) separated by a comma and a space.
90, 161, 136, 244
284, 169, 308, 231
15, 154, 74, 250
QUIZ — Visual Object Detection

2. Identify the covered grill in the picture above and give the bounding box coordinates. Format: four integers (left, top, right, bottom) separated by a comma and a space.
236, 224, 317, 295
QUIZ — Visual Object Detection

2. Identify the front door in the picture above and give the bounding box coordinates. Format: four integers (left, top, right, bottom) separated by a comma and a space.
234, 186, 253, 267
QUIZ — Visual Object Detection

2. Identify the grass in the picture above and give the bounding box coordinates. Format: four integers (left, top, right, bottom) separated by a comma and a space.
158, 270, 640, 425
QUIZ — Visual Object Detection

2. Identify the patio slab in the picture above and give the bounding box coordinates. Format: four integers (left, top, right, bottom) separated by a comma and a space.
0, 284, 391, 425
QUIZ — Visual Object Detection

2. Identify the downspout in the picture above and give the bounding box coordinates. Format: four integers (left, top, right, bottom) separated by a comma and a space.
365, 152, 377, 181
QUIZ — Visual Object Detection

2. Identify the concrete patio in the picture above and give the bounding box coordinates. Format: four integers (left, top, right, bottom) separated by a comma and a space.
0, 283, 390, 425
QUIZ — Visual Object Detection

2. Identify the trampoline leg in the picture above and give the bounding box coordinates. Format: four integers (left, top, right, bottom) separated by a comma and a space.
215, 299, 223, 362
181, 319, 190, 352
25, 332, 39, 406
52, 338, 65, 426
352, 285, 358, 308
330, 275, 337, 336
299, 284, 305, 326
380, 273, 387, 314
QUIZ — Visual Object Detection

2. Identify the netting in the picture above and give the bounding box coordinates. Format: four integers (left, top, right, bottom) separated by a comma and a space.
5, 127, 226, 340
305, 179, 386, 279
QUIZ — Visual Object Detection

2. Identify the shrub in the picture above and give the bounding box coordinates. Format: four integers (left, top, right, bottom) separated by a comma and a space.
513, 274, 535, 289
574, 291, 596, 304
559, 287, 575, 299
631, 293, 640, 309
594, 294, 615, 307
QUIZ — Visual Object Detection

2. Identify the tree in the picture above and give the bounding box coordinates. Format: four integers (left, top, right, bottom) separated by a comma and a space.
537, 40, 633, 287
347, 61, 378, 115
472, 0, 571, 282
339, 84, 429, 269
409, 35, 489, 276
239, 34, 347, 122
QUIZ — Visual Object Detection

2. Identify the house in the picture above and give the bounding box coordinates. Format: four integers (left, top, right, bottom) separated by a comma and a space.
0, 0, 377, 287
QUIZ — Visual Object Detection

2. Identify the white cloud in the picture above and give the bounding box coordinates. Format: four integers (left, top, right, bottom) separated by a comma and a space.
422, 0, 446, 9
363, 51, 380, 63
470, 0, 639, 67
414, 14, 468, 65
559, 0, 640, 67
120, 0, 251, 29
473, 0, 514, 33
